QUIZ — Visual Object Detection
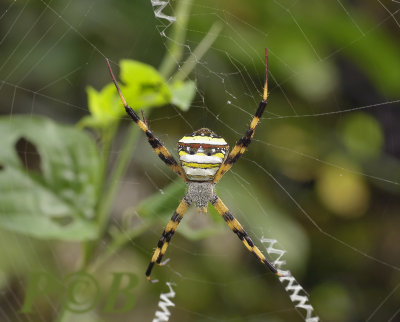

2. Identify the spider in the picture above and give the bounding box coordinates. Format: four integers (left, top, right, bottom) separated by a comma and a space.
106, 49, 282, 281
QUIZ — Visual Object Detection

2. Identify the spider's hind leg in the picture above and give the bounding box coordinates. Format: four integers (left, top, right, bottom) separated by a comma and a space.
146, 197, 191, 281
211, 195, 282, 276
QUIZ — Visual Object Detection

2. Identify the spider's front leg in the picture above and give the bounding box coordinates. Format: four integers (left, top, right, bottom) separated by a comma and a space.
211, 195, 282, 276
146, 197, 192, 282
213, 49, 269, 184
106, 59, 187, 182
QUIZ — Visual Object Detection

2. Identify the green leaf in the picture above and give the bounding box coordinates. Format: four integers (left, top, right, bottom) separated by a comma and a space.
169, 80, 196, 111
0, 116, 100, 241
120, 59, 171, 109
81, 60, 196, 129
80, 84, 124, 128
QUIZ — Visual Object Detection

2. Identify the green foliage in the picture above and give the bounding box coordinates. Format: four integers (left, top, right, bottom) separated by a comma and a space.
0, 0, 212, 285
0, 19, 204, 249
80, 60, 197, 129
120, 59, 172, 109
79, 84, 124, 128
120, 59, 196, 112
0, 116, 100, 240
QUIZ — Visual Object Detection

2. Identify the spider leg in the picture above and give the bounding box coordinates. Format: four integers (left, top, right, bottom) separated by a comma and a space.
213, 49, 269, 184
106, 59, 187, 182
146, 197, 191, 281
211, 195, 282, 276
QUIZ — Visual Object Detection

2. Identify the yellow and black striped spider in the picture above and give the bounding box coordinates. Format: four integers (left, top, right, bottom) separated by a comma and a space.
106, 49, 282, 282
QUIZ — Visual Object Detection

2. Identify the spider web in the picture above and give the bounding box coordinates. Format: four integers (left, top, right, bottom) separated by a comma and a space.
0, 0, 400, 321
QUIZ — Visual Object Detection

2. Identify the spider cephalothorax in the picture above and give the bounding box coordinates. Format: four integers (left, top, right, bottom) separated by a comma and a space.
177, 128, 229, 181
106, 49, 282, 282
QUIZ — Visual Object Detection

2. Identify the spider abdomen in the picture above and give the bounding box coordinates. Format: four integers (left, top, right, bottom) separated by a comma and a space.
186, 181, 215, 209
178, 128, 229, 181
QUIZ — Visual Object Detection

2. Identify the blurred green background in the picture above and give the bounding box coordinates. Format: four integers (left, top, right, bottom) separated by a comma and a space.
0, 0, 400, 321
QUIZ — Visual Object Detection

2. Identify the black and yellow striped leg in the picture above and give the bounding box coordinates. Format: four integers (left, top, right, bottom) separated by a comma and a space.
146, 197, 191, 281
211, 195, 282, 277
106, 59, 187, 182
213, 49, 269, 184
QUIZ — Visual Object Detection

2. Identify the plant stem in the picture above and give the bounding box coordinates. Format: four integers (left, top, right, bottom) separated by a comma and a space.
79, 123, 118, 268
98, 123, 118, 200
173, 22, 223, 82
96, 125, 140, 237
159, 0, 193, 79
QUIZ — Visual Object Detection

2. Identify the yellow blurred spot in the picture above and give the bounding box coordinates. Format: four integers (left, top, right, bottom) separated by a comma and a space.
316, 159, 369, 217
